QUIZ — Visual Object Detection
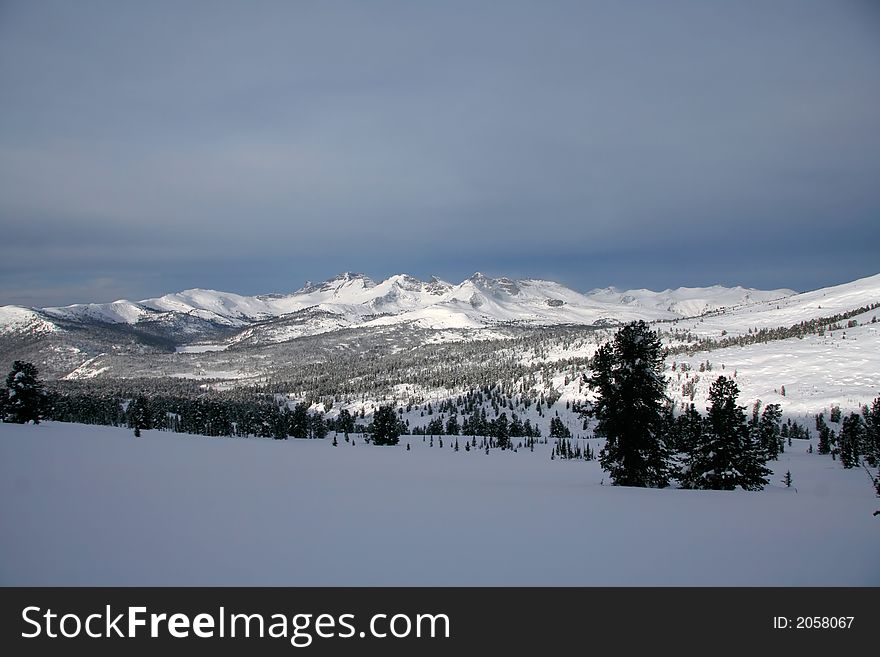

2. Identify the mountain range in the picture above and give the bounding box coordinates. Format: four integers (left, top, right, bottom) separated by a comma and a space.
2, 270, 878, 411
1, 271, 794, 342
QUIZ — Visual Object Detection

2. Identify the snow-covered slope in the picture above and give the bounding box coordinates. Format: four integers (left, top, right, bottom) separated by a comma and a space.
586, 284, 794, 317
666, 320, 880, 417
667, 272, 880, 341
0, 306, 59, 336
43, 300, 156, 325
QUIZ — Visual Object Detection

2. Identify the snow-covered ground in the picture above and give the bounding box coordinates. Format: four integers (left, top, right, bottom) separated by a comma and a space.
1, 422, 877, 585
666, 322, 880, 418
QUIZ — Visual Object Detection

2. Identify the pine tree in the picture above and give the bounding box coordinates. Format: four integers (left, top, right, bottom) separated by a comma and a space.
337, 408, 355, 436
289, 402, 310, 438
372, 405, 400, 446
272, 408, 288, 440
549, 416, 571, 438
509, 415, 524, 437
862, 396, 880, 467
681, 376, 771, 490
816, 414, 832, 454
310, 412, 328, 439
839, 412, 864, 469
4, 361, 45, 424
582, 321, 671, 487
758, 403, 783, 460
830, 405, 841, 423
127, 395, 150, 434
672, 403, 703, 456
493, 412, 510, 449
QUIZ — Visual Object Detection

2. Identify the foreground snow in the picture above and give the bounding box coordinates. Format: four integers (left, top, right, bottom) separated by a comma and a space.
1, 422, 877, 585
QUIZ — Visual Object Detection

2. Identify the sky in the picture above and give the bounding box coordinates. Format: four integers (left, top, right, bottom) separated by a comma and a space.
1, 0, 879, 307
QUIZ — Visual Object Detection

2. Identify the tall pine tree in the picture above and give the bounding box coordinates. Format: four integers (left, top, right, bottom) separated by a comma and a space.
582, 321, 671, 487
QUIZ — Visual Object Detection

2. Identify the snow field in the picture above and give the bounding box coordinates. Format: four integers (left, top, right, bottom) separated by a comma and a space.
1, 421, 877, 586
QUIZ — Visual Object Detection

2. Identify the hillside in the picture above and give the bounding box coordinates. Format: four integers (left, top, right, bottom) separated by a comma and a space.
1, 272, 878, 432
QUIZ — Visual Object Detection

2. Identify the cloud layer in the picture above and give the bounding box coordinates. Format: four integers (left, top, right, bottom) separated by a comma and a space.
2, 0, 879, 306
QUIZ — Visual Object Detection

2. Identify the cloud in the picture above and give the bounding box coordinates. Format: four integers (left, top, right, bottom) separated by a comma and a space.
1, 0, 879, 305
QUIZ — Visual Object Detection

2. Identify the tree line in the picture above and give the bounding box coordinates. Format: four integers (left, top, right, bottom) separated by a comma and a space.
4, 324, 880, 496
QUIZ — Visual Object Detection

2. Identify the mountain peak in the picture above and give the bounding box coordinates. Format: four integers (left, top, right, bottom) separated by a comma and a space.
329, 271, 371, 283
465, 272, 521, 295
298, 272, 377, 294
387, 273, 423, 285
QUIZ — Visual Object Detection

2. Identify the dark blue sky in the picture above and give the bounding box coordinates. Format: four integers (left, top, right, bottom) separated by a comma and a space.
2, 0, 879, 307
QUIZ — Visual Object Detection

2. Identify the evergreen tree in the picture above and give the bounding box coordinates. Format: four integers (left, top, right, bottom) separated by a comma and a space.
372, 405, 400, 446
509, 414, 525, 437
861, 396, 880, 467
426, 417, 445, 436
674, 403, 704, 455
549, 416, 571, 438
758, 403, 783, 460
337, 408, 355, 437
681, 376, 771, 490
289, 402, 310, 438
839, 412, 864, 469
4, 361, 45, 424
816, 414, 833, 454
493, 412, 510, 449
748, 399, 763, 446
272, 408, 289, 440
830, 405, 842, 423
126, 395, 150, 434
581, 321, 671, 487
310, 412, 328, 439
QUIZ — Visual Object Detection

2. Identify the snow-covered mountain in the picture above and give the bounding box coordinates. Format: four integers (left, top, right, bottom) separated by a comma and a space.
1, 270, 878, 421
5, 271, 795, 340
